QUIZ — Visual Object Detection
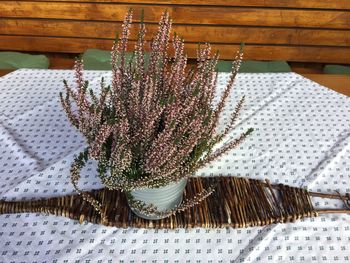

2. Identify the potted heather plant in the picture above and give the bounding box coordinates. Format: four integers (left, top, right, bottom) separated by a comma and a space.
60, 10, 252, 222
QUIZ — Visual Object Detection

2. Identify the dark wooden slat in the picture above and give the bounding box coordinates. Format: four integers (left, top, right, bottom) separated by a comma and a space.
1, 35, 350, 64
17, 0, 350, 10
1, 2, 350, 29
289, 62, 324, 74
47, 54, 76, 69
1, 19, 349, 47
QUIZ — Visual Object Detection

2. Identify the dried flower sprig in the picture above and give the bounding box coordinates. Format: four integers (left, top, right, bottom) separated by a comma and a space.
60, 9, 252, 218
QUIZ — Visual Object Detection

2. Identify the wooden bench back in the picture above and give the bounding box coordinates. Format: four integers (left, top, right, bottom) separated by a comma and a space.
1, 0, 350, 64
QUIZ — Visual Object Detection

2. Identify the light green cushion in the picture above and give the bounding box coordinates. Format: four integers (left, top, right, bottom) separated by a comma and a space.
323, 65, 350, 75
82, 49, 150, 70
0, 52, 49, 69
82, 49, 113, 70
216, 60, 291, 73
215, 60, 232, 72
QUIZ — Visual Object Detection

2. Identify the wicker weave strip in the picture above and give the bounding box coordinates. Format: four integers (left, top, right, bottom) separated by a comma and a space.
0, 177, 348, 229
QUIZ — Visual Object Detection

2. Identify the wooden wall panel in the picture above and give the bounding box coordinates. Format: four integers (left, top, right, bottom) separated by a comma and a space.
2, 35, 350, 64
17, 0, 350, 10
0, 0, 349, 64
1, 2, 350, 29
1, 19, 350, 47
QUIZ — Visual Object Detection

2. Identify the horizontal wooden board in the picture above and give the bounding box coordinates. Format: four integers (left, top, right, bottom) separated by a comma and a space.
1, 2, 350, 29
1, 19, 349, 47
46, 54, 76, 69
289, 62, 323, 74
17, 0, 350, 10
1, 35, 349, 63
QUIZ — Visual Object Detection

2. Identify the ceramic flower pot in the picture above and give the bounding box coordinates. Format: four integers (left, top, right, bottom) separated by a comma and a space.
127, 178, 187, 220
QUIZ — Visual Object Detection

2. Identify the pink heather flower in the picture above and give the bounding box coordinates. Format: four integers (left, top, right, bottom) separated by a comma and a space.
61, 9, 252, 207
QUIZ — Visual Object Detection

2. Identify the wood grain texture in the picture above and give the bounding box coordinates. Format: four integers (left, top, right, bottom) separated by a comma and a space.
1, 35, 350, 63
1, 1, 349, 64
1, 19, 350, 47
1, 2, 350, 29
16, 0, 350, 10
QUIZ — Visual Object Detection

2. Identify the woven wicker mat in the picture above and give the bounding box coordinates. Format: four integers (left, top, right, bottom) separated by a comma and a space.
1, 177, 349, 229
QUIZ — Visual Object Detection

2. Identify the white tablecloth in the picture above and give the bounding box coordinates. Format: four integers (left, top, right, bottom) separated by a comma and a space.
0, 69, 349, 262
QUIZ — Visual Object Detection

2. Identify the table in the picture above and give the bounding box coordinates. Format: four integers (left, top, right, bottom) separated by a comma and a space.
0, 70, 13, 78
301, 74, 350, 97
1, 70, 349, 97
0, 69, 349, 262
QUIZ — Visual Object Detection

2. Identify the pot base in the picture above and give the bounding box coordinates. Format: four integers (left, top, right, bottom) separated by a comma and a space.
127, 179, 187, 220
129, 195, 183, 220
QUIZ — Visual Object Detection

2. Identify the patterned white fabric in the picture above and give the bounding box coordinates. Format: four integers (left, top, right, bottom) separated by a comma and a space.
0, 69, 349, 262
